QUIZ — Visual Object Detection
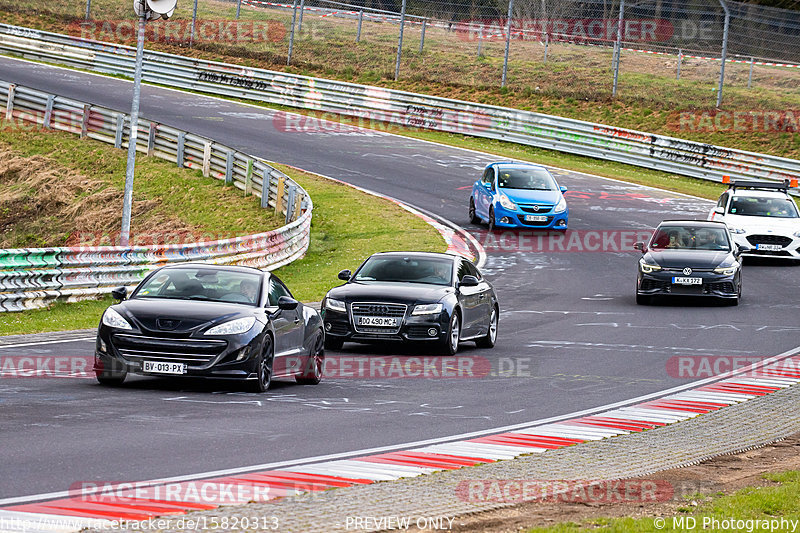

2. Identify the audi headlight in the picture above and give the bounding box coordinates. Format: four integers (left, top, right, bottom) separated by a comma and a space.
639, 259, 662, 273
730, 227, 746, 234
714, 266, 738, 275
554, 196, 568, 214
325, 298, 346, 313
498, 194, 516, 211
205, 317, 256, 336
102, 308, 133, 330
412, 303, 443, 316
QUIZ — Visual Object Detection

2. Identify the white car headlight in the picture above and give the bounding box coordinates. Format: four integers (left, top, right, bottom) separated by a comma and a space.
714, 266, 738, 275
794, 231, 800, 238
639, 259, 662, 273
205, 317, 256, 336
554, 196, 568, 214
498, 194, 517, 211
412, 303, 443, 316
102, 308, 133, 330
325, 298, 346, 313
729, 227, 746, 234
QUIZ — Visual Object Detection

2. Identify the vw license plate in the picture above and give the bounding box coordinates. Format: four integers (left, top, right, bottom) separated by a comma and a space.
143, 361, 187, 374
357, 316, 397, 327
672, 277, 702, 285
756, 244, 782, 251
524, 215, 548, 222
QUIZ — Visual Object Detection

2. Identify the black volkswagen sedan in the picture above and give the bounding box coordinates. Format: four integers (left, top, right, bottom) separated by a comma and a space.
634, 220, 746, 305
321, 252, 498, 355
94, 264, 324, 392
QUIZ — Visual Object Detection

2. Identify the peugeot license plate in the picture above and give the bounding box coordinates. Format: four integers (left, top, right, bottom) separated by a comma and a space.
524, 215, 548, 222
672, 277, 702, 285
143, 361, 187, 374
358, 316, 397, 327
756, 244, 782, 251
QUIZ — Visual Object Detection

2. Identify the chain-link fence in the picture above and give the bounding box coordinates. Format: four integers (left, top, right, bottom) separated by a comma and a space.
8, 0, 800, 105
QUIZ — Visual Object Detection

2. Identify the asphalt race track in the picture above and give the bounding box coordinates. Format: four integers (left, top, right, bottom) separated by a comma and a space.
1, 56, 799, 502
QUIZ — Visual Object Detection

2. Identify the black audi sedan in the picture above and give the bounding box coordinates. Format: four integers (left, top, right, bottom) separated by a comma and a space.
634, 220, 747, 305
94, 264, 324, 392
321, 252, 498, 355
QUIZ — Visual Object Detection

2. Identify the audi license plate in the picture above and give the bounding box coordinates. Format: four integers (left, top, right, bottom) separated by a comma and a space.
756, 244, 782, 251
672, 277, 702, 285
143, 361, 187, 374
357, 316, 397, 327
524, 215, 548, 222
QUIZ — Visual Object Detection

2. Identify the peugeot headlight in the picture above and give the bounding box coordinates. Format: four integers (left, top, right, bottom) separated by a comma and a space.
412, 303, 443, 316
714, 266, 738, 275
554, 196, 568, 214
498, 194, 516, 211
205, 317, 256, 336
639, 259, 662, 273
102, 308, 133, 330
729, 227, 746, 234
325, 298, 346, 313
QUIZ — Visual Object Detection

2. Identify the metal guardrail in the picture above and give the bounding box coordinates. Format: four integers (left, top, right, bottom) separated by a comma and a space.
0, 23, 797, 190
0, 81, 312, 312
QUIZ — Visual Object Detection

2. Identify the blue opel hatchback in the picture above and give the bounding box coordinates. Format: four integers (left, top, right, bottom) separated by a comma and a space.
469, 162, 569, 231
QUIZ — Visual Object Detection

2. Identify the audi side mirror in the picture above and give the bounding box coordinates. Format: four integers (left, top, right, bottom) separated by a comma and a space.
338, 269, 351, 281
458, 275, 480, 288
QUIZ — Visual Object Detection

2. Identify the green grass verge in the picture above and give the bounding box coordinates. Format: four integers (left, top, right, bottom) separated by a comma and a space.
526, 471, 800, 532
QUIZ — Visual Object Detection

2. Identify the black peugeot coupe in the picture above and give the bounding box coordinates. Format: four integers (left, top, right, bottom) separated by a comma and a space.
634, 220, 747, 305
321, 252, 499, 355
94, 264, 324, 392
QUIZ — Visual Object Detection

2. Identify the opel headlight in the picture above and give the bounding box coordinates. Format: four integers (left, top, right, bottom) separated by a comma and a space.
205, 317, 256, 336
729, 227, 746, 234
714, 266, 738, 275
498, 194, 517, 211
412, 303, 443, 316
554, 196, 568, 214
639, 259, 662, 273
325, 298, 346, 313
102, 308, 133, 330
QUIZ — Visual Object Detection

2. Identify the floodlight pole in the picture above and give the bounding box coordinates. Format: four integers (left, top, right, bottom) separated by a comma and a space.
120, 1, 148, 247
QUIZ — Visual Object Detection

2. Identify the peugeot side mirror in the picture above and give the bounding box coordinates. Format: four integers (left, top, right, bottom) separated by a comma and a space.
458, 275, 480, 288
277, 296, 299, 310
111, 287, 127, 301
633, 242, 645, 252
338, 269, 351, 281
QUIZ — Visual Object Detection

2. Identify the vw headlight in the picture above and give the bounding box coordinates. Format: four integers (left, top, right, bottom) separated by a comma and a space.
412, 303, 443, 316
554, 196, 568, 214
325, 298, 346, 313
639, 259, 662, 273
102, 308, 133, 330
498, 194, 517, 211
714, 266, 738, 275
729, 227, 746, 234
205, 317, 256, 336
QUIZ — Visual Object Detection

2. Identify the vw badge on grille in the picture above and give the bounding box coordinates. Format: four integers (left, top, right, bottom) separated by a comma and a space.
682, 267, 693, 276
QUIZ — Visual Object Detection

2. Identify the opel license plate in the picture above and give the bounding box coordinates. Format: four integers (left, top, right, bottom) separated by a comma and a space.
524, 215, 548, 222
143, 361, 187, 374
358, 316, 397, 327
672, 277, 702, 285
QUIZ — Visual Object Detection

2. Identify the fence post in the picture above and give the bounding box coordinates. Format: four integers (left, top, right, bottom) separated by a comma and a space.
202, 141, 212, 178
80, 104, 90, 138
43, 95, 54, 129
177, 131, 186, 167
84, 0, 91, 20
394, 0, 407, 81
356, 10, 363, 42
298, 0, 305, 32
245, 159, 253, 195
287, 0, 298, 65
236, 0, 242, 19
225, 151, 234, 185
748, 57, 754, 89
261, 168, 271, 208
677, 49, 682, 80
115, 115, 124, 148
717, 0, 730, 108
612, 0, 625, 97
190, 0, 198, 47
275, 176, 286, 214
419, 18, 426, 53
5, 84, 14, 121
147, 122, 157, 156
477, 27, 483, 57
501, 0, 514, 87
286, 184, 296, 224
543, 32, 549, 63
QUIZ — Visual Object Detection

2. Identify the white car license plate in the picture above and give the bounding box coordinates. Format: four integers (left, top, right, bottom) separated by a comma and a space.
672, 277, 702, 285
143, 361, 187, 374
358, 316, 397, 327
756, 244, 782, 251
524, 215, 548, 222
